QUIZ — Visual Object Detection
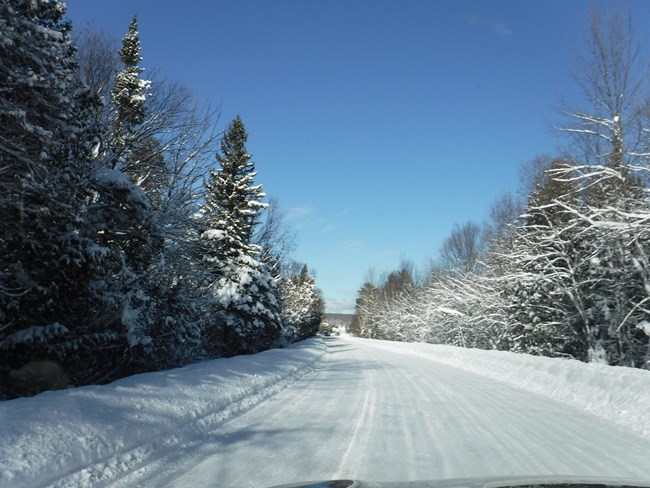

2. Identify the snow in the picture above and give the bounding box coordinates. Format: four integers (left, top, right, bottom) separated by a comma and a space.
359, 338, 650, 439
92, 167, 133, 189
436, 306, 465, 317
0, 341, 326, 487
637, 320, 650, 337
0, 323, 69, 349
201, 229, 224, 240
1, 337, 649, 488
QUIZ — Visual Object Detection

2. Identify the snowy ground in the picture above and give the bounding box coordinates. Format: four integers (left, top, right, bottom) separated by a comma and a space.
1, 336, 649, 488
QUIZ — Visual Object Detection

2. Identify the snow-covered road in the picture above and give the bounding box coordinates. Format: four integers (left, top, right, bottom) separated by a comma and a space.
3, 336, 650, 488
101, 337, 649, 488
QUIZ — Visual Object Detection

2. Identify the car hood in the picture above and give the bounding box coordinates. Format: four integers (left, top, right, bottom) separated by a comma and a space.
269, 476, 650, 488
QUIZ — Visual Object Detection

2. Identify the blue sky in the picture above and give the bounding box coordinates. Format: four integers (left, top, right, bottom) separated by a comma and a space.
65, 1, 650, 313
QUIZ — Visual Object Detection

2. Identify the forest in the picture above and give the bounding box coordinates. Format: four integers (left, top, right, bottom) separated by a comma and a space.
0, 1, 323, 399
351, 6, 650, 370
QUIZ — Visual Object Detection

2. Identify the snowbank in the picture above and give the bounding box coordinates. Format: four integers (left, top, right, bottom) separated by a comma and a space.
350, 337, 650, 440
0, 339, 326, 488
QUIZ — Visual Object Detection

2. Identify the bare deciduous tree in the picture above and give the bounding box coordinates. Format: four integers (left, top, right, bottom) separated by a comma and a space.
559, 4, 647, 173
440, 221, 484, 274
254, 198, 296, 272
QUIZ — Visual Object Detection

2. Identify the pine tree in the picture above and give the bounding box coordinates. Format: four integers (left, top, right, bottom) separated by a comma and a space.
200, 116, 282, 355
87, 17, 160, 276
0, 0, 117, 396
524, 159, 579, 228
75, 20, 222, 373
504, 161, 587, 360
110, 17, 149, 152
80, 18, 164, 378
204, 116, 267, 252
281, 264, 323, 341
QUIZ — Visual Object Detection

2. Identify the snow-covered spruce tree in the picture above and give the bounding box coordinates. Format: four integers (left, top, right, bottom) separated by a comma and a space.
111, 21, 167, 209
110, 17, 149, 157
200, 116, 282, 355
86, 16, 158, 275
499, 158, 590, 360
75, 25, 226, 371
0, 0, 121, 396
280, 264, 324, 341
78, 17, 168, 379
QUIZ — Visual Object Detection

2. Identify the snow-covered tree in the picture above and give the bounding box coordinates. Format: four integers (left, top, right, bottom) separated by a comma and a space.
353, 281, 381, 338
496, 159, 586, 358
540, 165, 650, 366
200, 116, 282, 355
502, 224, 587, 359
80, 19, 163, 365
110, 17, 149, 155
204, 116, 267, 248
346, 4, 650, 370
559, 5, 646, 203
0, 0, 121, 396
281, 264, 323, 341
544, 5, 650, 365
75, 24, 223, 372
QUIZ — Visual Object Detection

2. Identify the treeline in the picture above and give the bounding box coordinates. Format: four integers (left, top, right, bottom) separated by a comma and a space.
0, 1, 322, 399
352, 6, 650, 369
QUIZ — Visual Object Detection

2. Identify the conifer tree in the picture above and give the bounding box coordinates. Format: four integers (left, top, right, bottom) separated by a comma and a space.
111, 17, 149, 152
75, 21, 222, 372
89, 17, 159, 276
0, 0, 114, 396
81, 17, 163, 376
281, 264, 323, 340
524, 159, 579, 228
204, 116, 267, 254
108, 17, 163, 197
503, 160, 587, 359
201, 116, 282, 355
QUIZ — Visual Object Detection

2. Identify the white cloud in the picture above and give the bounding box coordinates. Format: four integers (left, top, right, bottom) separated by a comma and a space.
324, 297, 356, 314
286, 205, 315, 222
491, 20, 512, 37
463, 14, 513, 37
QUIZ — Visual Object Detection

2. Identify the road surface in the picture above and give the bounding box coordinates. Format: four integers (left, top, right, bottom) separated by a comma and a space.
100, 337, 650, 488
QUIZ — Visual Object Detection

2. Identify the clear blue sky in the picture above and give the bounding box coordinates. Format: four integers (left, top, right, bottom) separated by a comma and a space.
65, 0, 650, 313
